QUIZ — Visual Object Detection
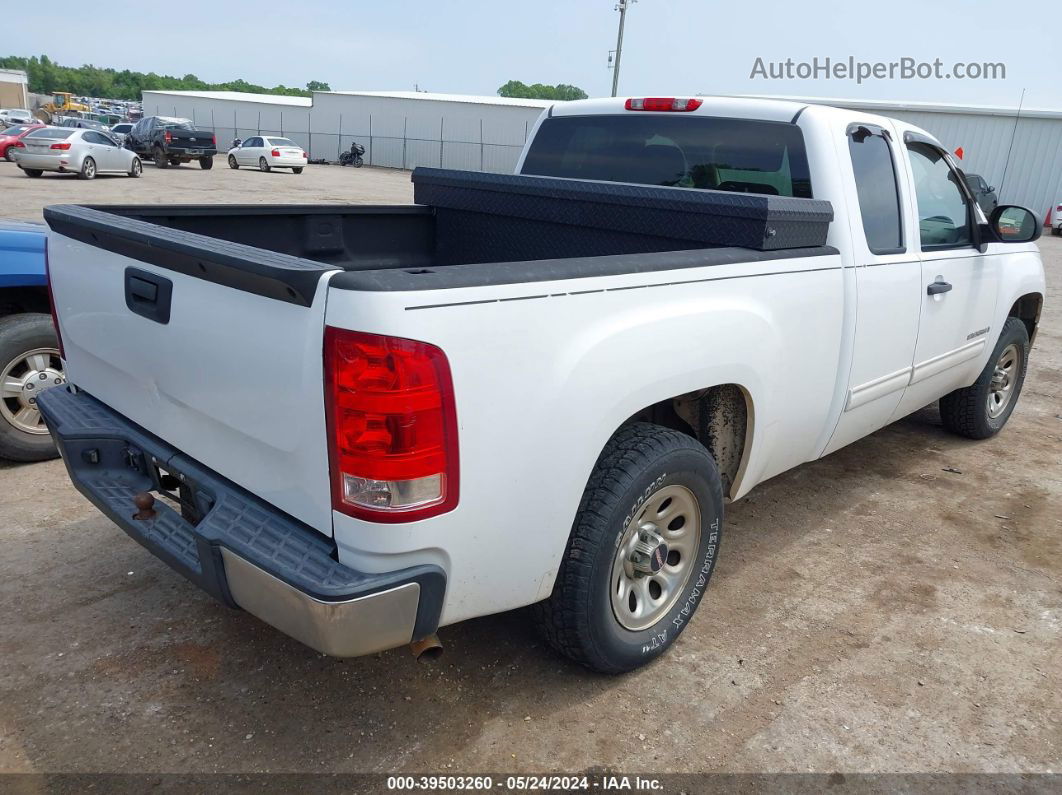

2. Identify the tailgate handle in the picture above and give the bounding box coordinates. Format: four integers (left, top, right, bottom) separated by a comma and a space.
124, 267, 173, 324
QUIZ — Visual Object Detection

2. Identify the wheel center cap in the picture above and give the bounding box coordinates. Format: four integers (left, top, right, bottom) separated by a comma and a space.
631, 526, 668, 574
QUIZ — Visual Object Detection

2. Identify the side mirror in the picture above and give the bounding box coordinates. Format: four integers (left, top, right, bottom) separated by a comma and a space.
988, 186, 996, 193
989, 205, 1041, 243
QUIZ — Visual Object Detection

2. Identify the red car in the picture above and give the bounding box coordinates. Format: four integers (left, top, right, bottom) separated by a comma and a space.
0, 123, 46, 161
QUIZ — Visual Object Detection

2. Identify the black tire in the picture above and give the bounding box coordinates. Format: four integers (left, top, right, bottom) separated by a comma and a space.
533, 422, 723, 673
353, 157, 363, 168
0, 314, 62, 462
169, 157, 182, 167
1052, 226, 1061, 236
154, 147, 168, 169
77, 157, 96, 180
128, 157, 142, 178
259, 157, 270, 173
4, 147, 16, 162
292, 167, 303, 174
199, 156, 213, 170
940, 316, 1030, 440
228, 154, 239, 169
22, 168, 43, 178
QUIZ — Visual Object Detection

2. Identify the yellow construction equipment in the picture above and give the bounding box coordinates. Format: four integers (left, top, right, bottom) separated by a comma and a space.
34, 92, 91, 123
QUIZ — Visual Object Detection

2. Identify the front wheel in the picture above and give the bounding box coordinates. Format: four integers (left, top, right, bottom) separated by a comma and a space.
199, 156, 213, 170
533, 422, 723, 673
128, 157, 142, 178
0, 314, 63, 462
154, 148, 168, 169
259, 157, 271, 172
353, 156, 363, 168
940, 316, 1030, 439
228, 154, 239, 169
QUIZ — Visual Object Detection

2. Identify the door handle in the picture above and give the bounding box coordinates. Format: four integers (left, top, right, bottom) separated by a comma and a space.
927, 280, 953, 296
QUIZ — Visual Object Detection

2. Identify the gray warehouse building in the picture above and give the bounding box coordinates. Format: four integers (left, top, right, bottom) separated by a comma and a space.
141, 89, 1062, 219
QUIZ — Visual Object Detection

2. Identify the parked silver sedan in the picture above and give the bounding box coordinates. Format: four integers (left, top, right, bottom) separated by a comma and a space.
12, 127, 142, 179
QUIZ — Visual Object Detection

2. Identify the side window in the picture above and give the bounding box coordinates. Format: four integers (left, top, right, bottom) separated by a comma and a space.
83, 131, 103, 144
848, 126, 904, 254
906, 142, 972, 249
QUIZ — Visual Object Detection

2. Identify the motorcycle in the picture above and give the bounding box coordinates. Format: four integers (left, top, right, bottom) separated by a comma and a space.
339, 141, 365, 168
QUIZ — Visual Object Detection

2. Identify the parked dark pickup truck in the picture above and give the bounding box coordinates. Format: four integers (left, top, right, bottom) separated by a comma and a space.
124, 115, 217, 169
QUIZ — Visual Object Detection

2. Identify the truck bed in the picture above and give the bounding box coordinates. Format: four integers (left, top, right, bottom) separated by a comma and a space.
43, 169, 835, 305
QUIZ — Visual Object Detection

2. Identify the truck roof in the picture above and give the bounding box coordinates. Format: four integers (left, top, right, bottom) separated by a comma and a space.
544, 95, 944, 152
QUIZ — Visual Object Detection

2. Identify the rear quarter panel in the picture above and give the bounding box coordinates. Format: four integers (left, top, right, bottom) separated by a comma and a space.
325, 253, 844, 625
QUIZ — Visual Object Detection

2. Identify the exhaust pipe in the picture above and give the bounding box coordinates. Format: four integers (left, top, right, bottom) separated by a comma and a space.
410, 633, 443, 662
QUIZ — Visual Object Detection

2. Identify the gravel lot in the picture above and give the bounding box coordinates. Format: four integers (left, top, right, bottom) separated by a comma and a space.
0, 157, 1059, 776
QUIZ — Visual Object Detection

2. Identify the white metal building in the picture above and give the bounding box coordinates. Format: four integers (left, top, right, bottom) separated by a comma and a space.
141, 89, 1062, 217
141, 89, 552, 173
0, 68, 29, 110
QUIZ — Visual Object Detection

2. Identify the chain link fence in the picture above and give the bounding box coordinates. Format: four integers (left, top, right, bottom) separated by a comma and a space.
174, 106, 531, 173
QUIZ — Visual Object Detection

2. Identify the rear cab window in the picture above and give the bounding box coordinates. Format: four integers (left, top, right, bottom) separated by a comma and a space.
847, 125, 904, 254
521, 114, 813, 198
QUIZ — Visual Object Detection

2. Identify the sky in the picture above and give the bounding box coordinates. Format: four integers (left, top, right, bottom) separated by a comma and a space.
7, 0, 1060, 109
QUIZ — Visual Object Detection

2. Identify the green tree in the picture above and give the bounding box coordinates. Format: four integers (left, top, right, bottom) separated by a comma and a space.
0, 53, 326, 100
497, 80, 587, 101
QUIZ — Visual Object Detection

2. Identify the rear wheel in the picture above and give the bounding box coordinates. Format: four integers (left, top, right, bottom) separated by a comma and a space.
199, 156, 213, 170
228, 154, 239, 169
940, 317, 1030, 439
4, 147, 16, 162
128, 157, 142, 178
78, 157, 96, 180
169, 157, 181, 167
292, 167, 303, 174
259, 157, 270, 172
533, 422, 723, 673
154, 147, 168, 169
0, 314, 63, 462
1053, 226, 1061, 236
22, 168, 43, 178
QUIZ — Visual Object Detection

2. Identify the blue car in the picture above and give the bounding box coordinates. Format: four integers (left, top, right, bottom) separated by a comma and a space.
0, 220, 63, 461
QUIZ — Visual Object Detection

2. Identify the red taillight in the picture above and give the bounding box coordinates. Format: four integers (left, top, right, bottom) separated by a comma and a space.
164, 130, 172, 144
1057, 204, 1062, 213
324, 327, 459, 523
302, 151, 308, 158
12, 140, 24, 148
211, 134, 216, 146
271, 148, 280, 157
49, 142, 71, 150
44, 240, 65, 359
625, 97, 703, 112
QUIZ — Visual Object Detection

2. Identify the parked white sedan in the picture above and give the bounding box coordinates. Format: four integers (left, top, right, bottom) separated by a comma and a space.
12, 127, 142, 179
227, 136, 307, 173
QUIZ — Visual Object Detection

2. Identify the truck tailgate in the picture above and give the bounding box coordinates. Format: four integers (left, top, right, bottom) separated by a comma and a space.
44, 206, 339, 534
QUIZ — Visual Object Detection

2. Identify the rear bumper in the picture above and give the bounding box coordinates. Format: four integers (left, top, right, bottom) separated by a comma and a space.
37, 385, 445, 657
168, 148, 218, 159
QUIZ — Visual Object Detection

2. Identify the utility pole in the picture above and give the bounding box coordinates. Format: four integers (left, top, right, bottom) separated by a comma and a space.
610, 0, 634, 97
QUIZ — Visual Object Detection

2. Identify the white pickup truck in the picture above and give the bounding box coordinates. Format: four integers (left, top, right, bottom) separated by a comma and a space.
38, 97, 1045, 674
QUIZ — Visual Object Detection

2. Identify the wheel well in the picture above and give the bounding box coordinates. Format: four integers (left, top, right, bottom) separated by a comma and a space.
0, 287, 50, 318
1009, 293, 1043, 344
624, 384, 751, 498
